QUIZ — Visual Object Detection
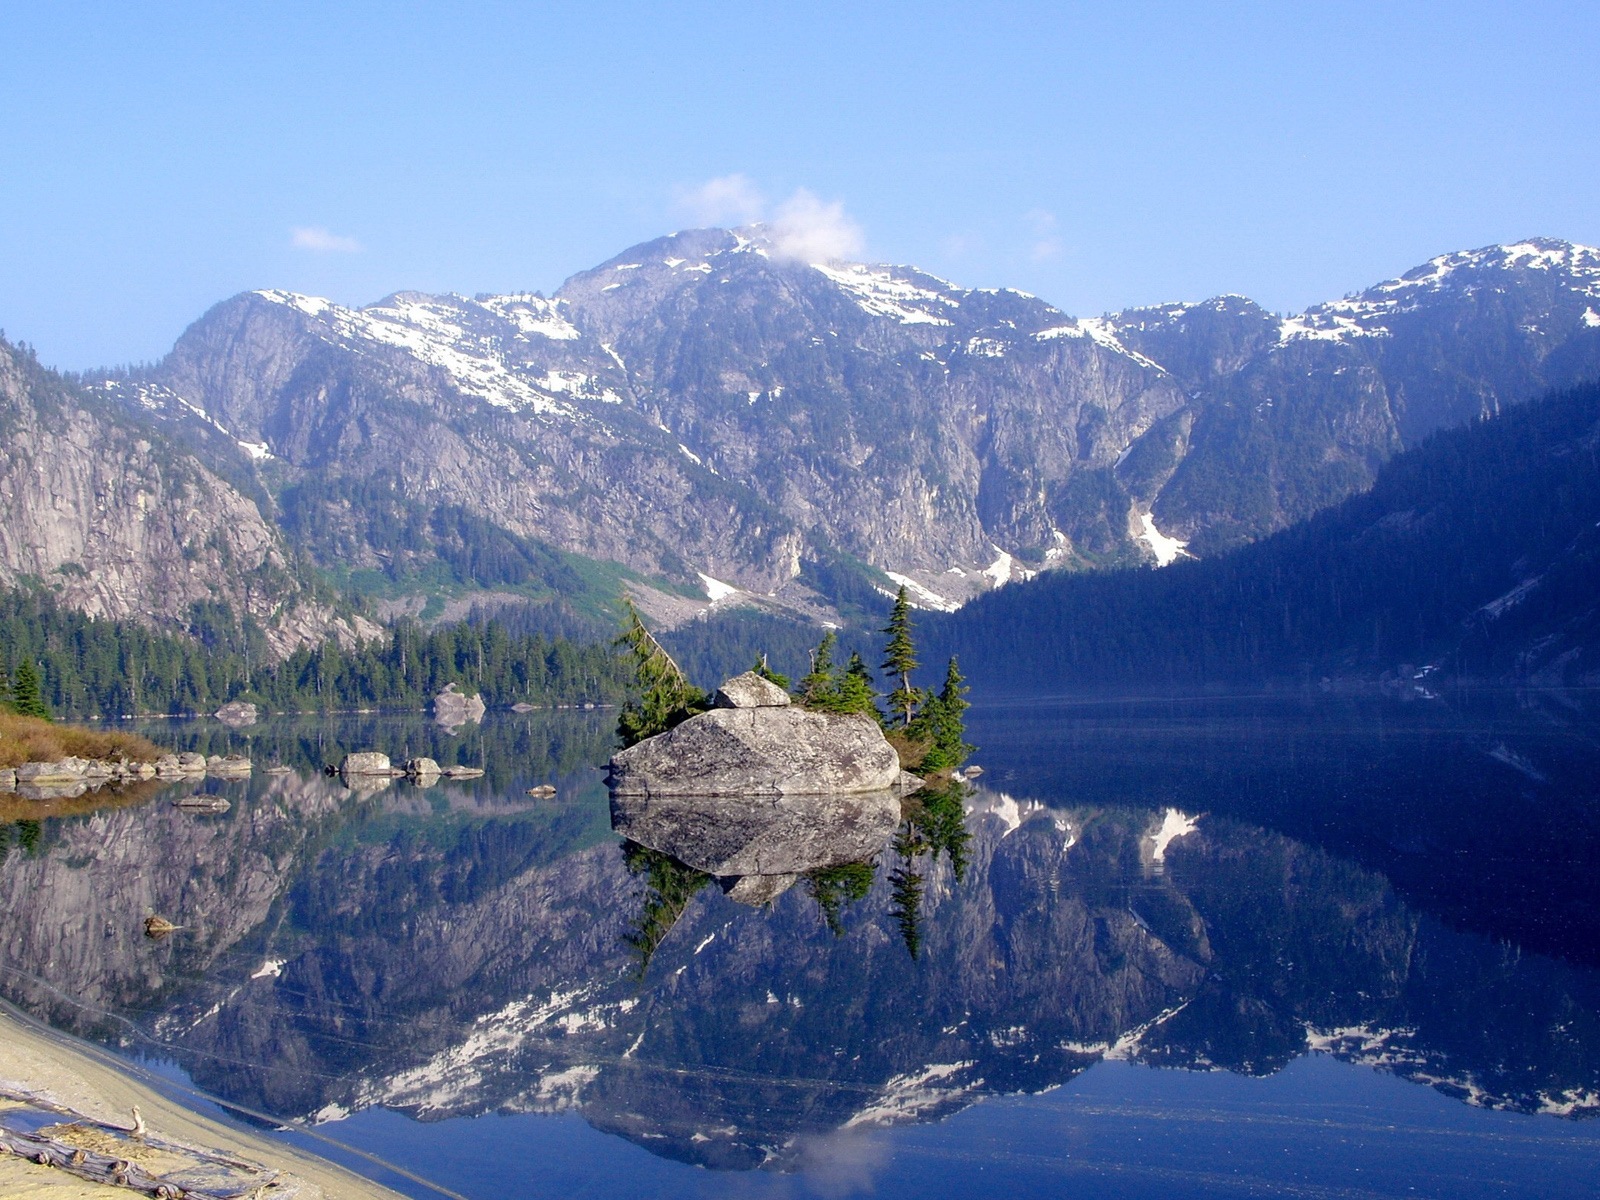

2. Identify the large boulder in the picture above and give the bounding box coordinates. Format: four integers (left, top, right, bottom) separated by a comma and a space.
714, 671, 792, 709
434, 683, 486, 729
608, 702, 900, 799
340, 751, 393, 776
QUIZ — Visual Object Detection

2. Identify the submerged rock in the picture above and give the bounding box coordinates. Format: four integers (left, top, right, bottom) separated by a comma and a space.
609, 701, 899, 799
206, 754, 253, 778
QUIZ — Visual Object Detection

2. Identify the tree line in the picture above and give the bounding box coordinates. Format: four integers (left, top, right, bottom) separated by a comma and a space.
0, 587, 632, 719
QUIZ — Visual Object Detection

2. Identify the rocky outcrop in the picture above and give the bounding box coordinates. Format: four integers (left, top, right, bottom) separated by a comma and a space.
214, 701, 259, 726
433, 684, 485, 729
0, 340, 376, 657
608, 677, 900, 797
713, 671, 791, 709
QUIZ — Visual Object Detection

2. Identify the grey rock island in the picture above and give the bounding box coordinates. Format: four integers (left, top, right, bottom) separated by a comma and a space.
607, 671, 902, 799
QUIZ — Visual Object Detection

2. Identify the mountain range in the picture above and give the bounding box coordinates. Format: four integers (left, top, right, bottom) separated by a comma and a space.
6, 230, 1600, 651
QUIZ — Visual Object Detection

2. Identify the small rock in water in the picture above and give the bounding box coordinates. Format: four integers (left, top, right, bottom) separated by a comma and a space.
525, 783, 557, 797
340, 751, 393, 776
434, 683, 486, 729
143, 916, 177, 939
214, 700, 258, 727
206, 754, 253, 778
441, 765, 485, 779
405, 757, 442, 781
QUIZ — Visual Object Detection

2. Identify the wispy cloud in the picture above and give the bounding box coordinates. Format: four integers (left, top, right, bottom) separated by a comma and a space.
676, 174, 765, 227
1025, 208, 1062, 262
290, 225, 362, 253
769, 189, 864, 264
676, 175, 865, 263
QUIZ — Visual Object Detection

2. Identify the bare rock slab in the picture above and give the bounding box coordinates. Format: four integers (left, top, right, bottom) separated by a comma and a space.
714, 671, 792, 709
609, 705, 899, 798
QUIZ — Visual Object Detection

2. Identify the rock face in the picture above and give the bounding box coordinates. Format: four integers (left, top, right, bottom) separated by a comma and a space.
96, 232, 1600, 622
608, 693, 900, 798
0, 340, 376, 658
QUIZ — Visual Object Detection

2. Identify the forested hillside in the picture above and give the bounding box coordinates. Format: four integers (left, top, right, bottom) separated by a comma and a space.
0, 589, 629, 719
926, 381, 1600, 693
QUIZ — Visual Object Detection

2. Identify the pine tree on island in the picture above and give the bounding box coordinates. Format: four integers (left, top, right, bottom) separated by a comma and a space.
881, 586, 921, 728
915, 656, 972, 773
614, 601, 706, 748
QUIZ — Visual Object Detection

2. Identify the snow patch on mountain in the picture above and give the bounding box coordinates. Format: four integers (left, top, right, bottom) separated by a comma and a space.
811, 263, 958, 326
477, 293, 582, 341
884, 571, 960, 612
1149, 808, 1198, 862
1034, 319, 1167, 372
844, 1061, 980, 1128
1138, 513, 1189, 566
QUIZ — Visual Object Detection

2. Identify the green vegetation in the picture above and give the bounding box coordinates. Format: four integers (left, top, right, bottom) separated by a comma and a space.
880, 586, 921, 727
614, 601, 708, 748
621, 842, 712, 977
804, 861, 876, 936
9, 660, 49, 719
0, 587, 630, 718
795, 632, 877, 715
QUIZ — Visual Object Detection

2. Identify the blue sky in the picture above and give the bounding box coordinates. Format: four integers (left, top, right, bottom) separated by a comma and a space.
3, 1, 1598, 368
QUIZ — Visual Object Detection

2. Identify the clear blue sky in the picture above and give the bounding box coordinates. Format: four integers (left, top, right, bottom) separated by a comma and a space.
3, 1, 1597, 368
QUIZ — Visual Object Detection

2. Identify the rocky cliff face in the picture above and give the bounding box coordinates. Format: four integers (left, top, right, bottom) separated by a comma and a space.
0, 342, 371, 655
81, 232, 1600, 620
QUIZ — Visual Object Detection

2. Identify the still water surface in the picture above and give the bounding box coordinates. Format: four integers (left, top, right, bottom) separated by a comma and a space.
2, 692, 1598, 1198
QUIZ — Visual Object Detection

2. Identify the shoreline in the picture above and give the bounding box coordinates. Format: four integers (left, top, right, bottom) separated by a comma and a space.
0, 1003, 411, 1200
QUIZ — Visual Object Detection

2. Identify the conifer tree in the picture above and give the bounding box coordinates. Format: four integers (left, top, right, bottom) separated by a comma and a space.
11, 661, 50, 720
751, 653, 790, 690
830, 651, 877, 715
917, 656, 973, 773
798, 631, 838, 707
881, 586, 920, 727
615, 601, 706, 747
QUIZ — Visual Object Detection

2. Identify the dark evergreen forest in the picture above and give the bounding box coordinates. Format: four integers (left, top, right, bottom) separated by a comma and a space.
0, 589, 631, 719
926, 381, 1600, 693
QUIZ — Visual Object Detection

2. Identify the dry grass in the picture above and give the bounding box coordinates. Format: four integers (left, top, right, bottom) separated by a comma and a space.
884, 729, 931, 773
0, 712, 161, 769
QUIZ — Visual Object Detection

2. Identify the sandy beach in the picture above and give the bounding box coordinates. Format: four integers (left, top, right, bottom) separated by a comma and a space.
0, 1004, 409, 1200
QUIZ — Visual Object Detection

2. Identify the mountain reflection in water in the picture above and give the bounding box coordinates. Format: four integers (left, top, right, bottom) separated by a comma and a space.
0, 700, 1597, 1190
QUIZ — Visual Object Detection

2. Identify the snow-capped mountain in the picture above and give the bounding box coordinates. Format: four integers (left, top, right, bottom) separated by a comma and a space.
89, 230, 1600, 623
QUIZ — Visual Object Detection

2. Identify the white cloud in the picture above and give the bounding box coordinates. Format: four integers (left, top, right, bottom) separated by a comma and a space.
290, 226, 362, 253
769, 189, 864, 264
676, 174, 765, 227
1025, 208, 1062, 261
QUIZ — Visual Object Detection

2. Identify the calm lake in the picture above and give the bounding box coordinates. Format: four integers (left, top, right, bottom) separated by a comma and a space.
3, 691, 1599, 1198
